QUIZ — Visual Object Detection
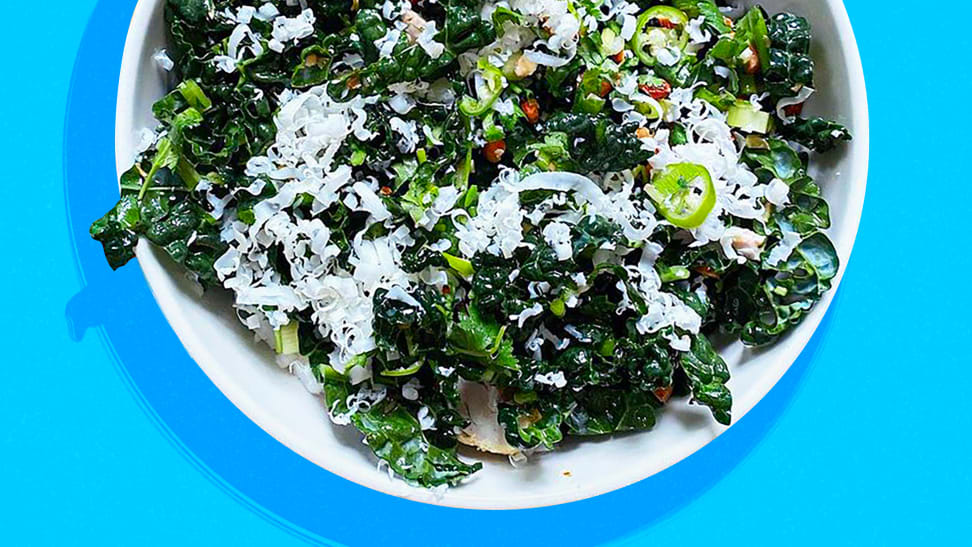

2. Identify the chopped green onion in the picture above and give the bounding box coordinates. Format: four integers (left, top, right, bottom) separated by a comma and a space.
274, 321, 300, 355
442, 252, 475, 277
659, 265, 691, 283
727, 100, 773, 134
576, 92, 605, 114
176, 159, 201, 189
177, 80, 212, 112
600, 27, 624, 56
598, 337, 617, 357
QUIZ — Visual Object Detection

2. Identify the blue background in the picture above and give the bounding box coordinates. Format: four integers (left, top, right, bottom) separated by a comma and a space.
3, 1, 970, 544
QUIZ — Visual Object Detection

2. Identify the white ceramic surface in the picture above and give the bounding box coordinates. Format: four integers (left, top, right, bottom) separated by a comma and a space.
115, 0, 869, 509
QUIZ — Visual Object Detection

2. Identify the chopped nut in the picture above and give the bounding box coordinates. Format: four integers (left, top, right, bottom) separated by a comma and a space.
518, 408, 542, 430
513, 54, 538, 79
402, 10, 428, 42
730, 228, 766, 261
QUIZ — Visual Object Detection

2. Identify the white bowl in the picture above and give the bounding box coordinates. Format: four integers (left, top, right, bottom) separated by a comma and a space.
115, 0, 868, 509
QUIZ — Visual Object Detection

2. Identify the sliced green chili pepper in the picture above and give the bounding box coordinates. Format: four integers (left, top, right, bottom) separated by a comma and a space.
380, 362, 424, 377
482, 112, 505, 141
632, 7, 691, 66
459, 62, 505, 117
643, 5, 690, 26
648, 163, 716, 228
635, 99, 664, 119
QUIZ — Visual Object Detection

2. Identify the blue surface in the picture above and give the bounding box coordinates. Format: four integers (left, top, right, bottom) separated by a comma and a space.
2, 1, 970, 544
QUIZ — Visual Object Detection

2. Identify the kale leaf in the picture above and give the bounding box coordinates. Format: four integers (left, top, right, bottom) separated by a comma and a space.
678, 334, 732, 425
542, 113, 653, 173
449, 304, 520, 372
566, 389, 658, 435
764, 12, 814, 98
779, 116, 853, 153
323, 369, 481, 487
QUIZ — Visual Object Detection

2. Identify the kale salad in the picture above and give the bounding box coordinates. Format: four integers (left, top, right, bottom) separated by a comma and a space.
92, 0, 850, 488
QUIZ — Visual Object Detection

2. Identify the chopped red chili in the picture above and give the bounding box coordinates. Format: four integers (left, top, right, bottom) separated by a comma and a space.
521, 99, 540, 124
484, 140, 506, 163
640, 81, 672, 100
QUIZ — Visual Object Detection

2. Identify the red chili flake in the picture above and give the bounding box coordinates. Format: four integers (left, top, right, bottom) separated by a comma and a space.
441, 285, 452, 295
640, 81, 672, 100
656, 18, 677, 29
783, 103, 805, 117
484, 140, 506, 163
612, 50, 625, 63
695, 266, 721, 280
743, 45, 761, 75
653, 386, 673, 403
521, 99, 540, 124
642, 163, 653, 181
379, 186, 392, 196
598, 80, 613, 97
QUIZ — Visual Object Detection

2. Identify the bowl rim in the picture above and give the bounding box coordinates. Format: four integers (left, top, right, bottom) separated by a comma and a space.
114, 0, 869, 509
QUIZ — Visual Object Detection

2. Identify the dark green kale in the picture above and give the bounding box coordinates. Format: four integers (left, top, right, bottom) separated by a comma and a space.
718, 232, 838, 346
91, 85, 228, 287
765, 12, 814, 98
678, 334, 732, 425
469, 253, 526, 318
441, 0, 497, 53
572, 216, 622, 258
566, 389, 659, 435
779, 116, 853, 153
322, 369, 481, 487
372, 287, 449, 373
498, 400, 566, 450
540, 113, 653, 173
